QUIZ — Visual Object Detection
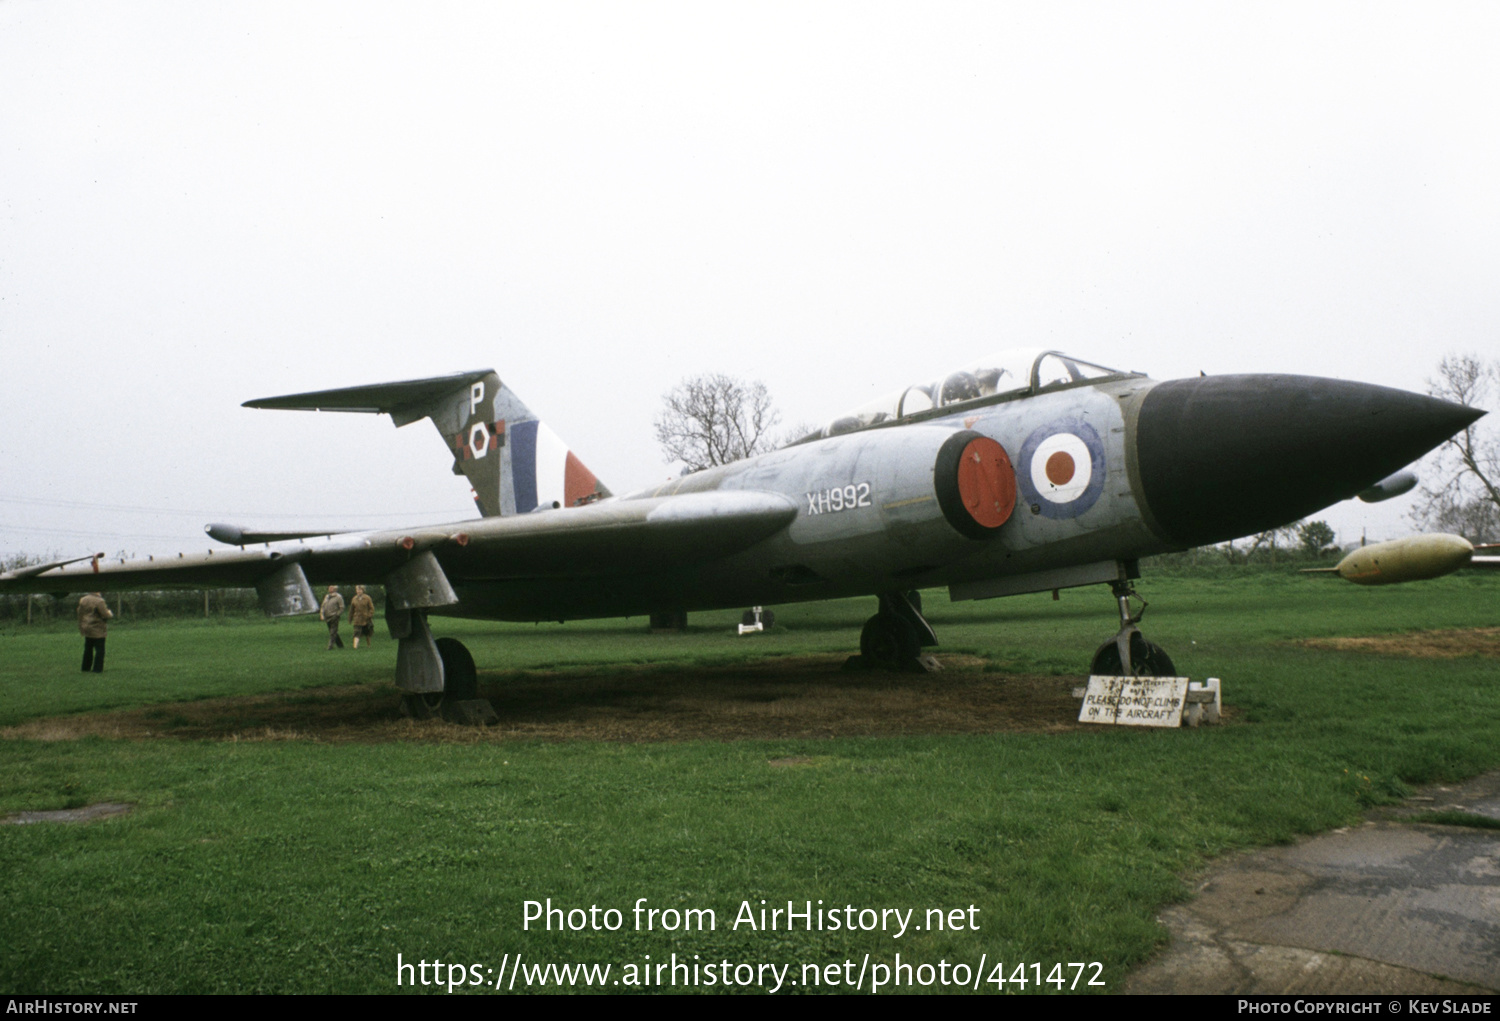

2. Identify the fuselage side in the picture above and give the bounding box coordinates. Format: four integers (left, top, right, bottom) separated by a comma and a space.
443, 374, 1173, 621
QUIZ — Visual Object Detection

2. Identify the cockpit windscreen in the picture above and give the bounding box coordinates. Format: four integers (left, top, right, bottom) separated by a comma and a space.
796, 349, 1133, 443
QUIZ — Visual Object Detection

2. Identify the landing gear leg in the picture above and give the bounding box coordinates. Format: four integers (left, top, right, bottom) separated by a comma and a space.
1088, 580, 1176, 677
856, 591, 940, 671
399, 637, 478, 719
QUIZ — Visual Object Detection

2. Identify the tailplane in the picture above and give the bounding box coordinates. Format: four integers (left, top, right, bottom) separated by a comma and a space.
244, 370, 610, 516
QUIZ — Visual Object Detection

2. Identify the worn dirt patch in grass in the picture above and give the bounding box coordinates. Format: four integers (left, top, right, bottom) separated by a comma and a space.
1, 803, 135, 825
0, 655, 1090, 744
1299, 627, 1500, 659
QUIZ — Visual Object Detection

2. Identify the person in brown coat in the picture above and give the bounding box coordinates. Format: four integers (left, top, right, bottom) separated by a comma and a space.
349, 585, 375, 649
77, 591, 113, 673
320, 586, 345, 650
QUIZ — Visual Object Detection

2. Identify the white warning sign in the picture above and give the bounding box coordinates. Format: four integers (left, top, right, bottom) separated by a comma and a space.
1079, 676, 1190, 727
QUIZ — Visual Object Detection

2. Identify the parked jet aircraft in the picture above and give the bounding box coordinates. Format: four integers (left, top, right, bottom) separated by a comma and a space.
1, 349, 1481, 715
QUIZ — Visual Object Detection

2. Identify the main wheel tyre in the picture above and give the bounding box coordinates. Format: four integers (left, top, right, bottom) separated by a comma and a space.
860, 613, 920, 669
435, 637, 478, 702
1089, 633, 1177, 677
400, 638, 478, 719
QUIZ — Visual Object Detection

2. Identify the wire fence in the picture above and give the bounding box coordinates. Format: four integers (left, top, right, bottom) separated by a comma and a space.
1, 586, 387, 623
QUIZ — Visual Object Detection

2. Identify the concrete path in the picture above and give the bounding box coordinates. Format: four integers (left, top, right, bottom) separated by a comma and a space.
1125, 772, 1500, 994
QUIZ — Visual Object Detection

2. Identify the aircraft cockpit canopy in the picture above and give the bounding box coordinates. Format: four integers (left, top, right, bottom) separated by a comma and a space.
796, 349, 1137, 444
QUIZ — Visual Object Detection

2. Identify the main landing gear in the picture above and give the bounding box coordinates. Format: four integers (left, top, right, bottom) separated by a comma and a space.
856, 591, 940, 672
1088, 580, 1177, 677
398, 633, 480, 720
384, 552, 491, 723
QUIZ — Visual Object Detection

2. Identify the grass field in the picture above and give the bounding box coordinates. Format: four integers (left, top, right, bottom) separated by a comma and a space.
2, 570, 1497, 994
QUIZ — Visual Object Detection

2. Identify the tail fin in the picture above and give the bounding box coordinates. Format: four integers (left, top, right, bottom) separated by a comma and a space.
244, 370, 610, 516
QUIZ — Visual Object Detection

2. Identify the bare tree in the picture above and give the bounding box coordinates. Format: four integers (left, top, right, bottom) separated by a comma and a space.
2, 552, 42, 572
654, 374, 781, 473
780, 421, 822, 447
1245, 520, 1303, 565
1410, 354, 1500, 541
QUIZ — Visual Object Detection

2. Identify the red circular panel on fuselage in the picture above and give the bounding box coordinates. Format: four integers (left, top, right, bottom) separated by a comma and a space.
956, 436, 1017, 529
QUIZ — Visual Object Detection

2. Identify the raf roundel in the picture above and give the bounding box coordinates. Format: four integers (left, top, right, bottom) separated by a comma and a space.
1030, 432, 1091, 503
1016, 419, 1106, 519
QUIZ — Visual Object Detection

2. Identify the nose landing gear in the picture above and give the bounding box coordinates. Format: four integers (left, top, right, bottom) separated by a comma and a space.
1089, 580, 1176, 677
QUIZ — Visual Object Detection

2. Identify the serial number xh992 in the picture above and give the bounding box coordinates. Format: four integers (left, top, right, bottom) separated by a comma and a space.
806, 482, 872, 515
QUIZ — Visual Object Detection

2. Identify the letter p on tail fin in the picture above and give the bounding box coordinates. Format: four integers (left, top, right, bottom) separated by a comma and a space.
243, 369, 610, 517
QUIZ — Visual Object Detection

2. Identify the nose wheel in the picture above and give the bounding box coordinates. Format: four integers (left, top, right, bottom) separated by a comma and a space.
1089, 581, 1177, 677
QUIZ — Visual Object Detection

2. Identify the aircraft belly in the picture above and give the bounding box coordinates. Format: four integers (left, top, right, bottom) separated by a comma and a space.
442, 570, 875, 622
436, 520, 1168, 622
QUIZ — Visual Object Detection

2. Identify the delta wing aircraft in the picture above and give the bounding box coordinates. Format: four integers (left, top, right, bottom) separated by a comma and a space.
2, 350, 1482, 715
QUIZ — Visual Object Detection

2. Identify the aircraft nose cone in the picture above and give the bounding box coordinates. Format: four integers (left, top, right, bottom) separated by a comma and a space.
1133, 374, 1483, 548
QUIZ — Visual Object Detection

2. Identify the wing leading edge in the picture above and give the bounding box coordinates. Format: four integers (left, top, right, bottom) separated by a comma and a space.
0, 491, 799, 613
242, 370, 493, 425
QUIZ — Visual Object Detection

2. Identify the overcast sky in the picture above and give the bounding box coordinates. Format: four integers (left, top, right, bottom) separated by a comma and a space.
2, 1, 1497, 562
